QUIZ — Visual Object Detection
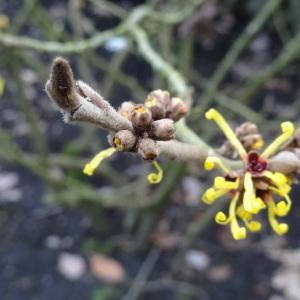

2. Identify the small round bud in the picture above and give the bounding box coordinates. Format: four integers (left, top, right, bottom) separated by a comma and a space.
131, 105, 152, 130
112, 130, 137, 152
234, 122, 264, 151
137, 138, 159, 161
118, 101, 135, 119
269, 150, 300, 174
150, 119, 175, 141
145, 98, 166, 120
236, 122, 259, 136
145, 90, 171, 120
167, 97, 188, 121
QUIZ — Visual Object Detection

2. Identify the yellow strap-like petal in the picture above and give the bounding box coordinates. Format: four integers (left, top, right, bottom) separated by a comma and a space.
263, 171, 288, 186
237, 205, 262, 232
269, 186, 292, 217
214, 176, 239, 190
229, 193, 247, 240
243, 172, 257, 213
267, 198, 289, 235
205, 109, 247, 159
147, 161, 163, 184
261, 122, 295, 159
202, 187, 228, 204
263, 171, 291, 196
204, 156, 230, 174
83, 147, 116, 176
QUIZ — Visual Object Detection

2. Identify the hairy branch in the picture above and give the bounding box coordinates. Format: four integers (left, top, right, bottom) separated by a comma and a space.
46, 57, 132, 132
157, 140, 209, 162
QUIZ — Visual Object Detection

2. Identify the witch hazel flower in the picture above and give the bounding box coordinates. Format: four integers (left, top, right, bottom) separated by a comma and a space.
202, 109, 295, 240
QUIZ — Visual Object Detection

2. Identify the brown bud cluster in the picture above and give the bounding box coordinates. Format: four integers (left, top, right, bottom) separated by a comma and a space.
113, 89, 187, 160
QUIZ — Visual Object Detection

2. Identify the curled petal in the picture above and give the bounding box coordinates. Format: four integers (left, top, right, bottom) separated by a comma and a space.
263, 171, 292, 195
215, 211, 231, 225
147, 161, 163, 184
270, 187, 292, 216
275, 201, 290, 217
261, 121, 295, 159
267, 199, 289, 236
204, 156, 230, 174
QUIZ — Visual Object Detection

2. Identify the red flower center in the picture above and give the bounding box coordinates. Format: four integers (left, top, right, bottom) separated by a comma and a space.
246, 151, 267, 175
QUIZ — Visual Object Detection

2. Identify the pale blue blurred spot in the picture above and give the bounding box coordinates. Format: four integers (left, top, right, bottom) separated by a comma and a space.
105, 37, 128, 52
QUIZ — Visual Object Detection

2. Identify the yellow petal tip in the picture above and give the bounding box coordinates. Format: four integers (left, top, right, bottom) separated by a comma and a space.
233, 227, 247, 240
276, 223, 289, 235
215, 211, 227, 224
205, 108, 216, 120
248, 221, 262, 232
281, 121, 294, 134
83, 164, 93, 176
204, 160, 214, 170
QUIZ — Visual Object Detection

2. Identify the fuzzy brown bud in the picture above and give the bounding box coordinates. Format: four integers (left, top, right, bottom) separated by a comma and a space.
236, 122, 259, 136
45, 57, 80, 111
236, 122, 263, 151
130, 105, 152, 130
145, 90, 170, 120
112, 130, 137, 152
167, 97, 188, 121
150, 119, 176, 141
118, 101, 136, 120
137, 138, 159, 160
218, 121, 264, 157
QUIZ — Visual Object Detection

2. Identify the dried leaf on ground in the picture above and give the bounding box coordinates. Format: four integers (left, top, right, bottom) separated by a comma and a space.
90, 254, 125, 284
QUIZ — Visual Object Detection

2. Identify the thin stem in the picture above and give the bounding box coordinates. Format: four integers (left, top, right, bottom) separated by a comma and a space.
173, 199, 227, 272
121, 248, 160, 300
200, 0, 283, 111
239, 30, 300, 104
7, 53, 49, 165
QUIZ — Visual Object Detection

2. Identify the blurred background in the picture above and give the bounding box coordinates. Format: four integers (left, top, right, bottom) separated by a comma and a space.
1, 0, 300, 299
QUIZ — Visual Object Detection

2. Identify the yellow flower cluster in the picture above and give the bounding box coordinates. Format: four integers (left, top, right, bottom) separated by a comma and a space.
202, 109, 294, 240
